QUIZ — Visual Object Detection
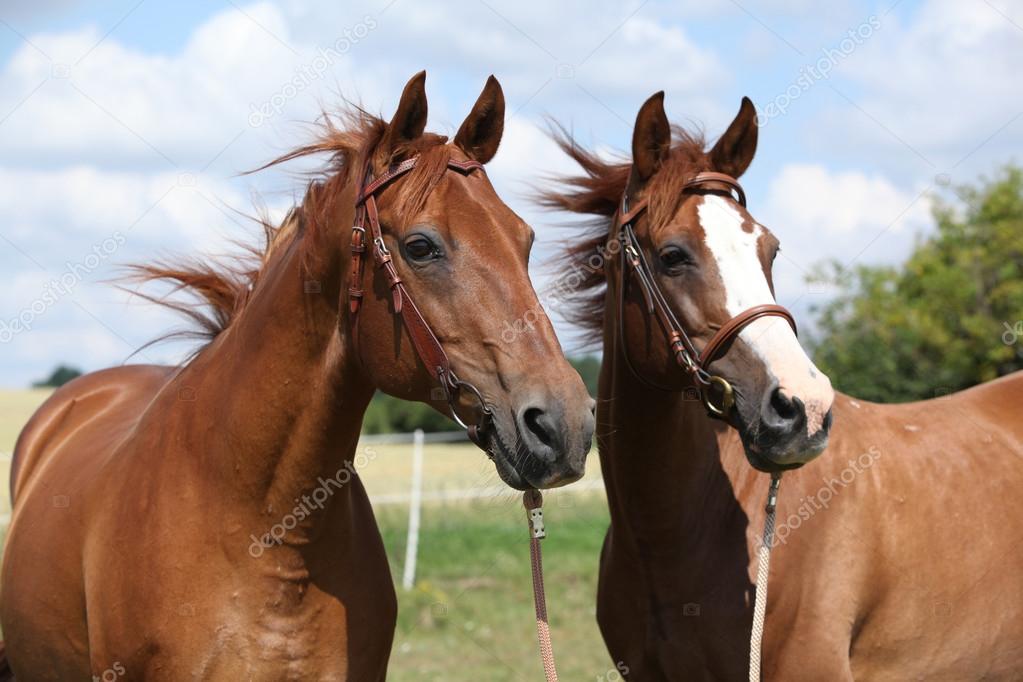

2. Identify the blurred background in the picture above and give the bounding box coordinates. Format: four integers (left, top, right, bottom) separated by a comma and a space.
0, 0, 1020, 678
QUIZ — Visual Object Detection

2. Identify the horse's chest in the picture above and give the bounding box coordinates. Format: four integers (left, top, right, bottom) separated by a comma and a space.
211, 608, 352, 680
219, 567, 395, 681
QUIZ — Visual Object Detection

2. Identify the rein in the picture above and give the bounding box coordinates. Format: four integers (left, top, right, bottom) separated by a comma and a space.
750, 473, 782, 682
614, 170, 791, 678
348, 155, 493, 446
524, 490, 558, 681
348, 154, 562, 679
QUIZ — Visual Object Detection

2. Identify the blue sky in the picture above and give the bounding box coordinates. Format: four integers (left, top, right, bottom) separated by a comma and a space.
0, 0, 1020, 386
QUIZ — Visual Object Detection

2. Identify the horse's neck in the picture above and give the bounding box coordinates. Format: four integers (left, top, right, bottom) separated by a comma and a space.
599, 307, 754, 553
174, 185, 373, 516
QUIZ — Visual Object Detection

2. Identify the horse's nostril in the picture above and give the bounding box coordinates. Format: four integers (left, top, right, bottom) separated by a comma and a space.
770, 388, 800, 422
523, 407, 555, 449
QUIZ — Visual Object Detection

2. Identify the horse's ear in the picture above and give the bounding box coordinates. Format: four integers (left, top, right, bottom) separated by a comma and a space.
380, 71, 429, 162
454, 75, 505, 164
709, 97, 758, 178
632, 91, 671, 183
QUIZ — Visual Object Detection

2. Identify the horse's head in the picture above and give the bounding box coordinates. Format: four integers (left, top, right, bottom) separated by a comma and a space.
352, 72, 594, 489
538, 91, 836, 471
614, 92, 834, 470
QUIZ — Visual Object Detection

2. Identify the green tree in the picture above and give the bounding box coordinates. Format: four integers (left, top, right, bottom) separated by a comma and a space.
809, 166, 1023, 402
361, 393, 455, 434
32, 365, 83, 388
569, 355, 600, 397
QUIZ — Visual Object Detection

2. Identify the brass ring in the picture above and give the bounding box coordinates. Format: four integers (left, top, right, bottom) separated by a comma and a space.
702, 375, 735, 417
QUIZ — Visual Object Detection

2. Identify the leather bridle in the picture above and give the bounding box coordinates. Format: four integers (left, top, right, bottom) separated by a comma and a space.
615, 170, 797, 420
348, 154, 493, 448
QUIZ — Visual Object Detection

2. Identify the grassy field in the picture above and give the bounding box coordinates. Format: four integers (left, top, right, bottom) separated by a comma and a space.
0, 389, 52, 519
380, 494, 613, 680
0, 389, 614, 679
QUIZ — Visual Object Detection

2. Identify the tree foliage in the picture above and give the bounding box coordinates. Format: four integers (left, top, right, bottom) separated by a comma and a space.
809, 166, 1023, 402
361, 392, 459, 435
32, 365, 83, 388
568, 355, 600, 396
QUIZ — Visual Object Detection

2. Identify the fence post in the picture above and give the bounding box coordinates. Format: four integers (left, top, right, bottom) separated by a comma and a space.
401, 428, 425, 591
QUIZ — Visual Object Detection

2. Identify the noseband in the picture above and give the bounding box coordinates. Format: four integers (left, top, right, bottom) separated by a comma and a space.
615, 170, 797, 419
348, 155, 493, 447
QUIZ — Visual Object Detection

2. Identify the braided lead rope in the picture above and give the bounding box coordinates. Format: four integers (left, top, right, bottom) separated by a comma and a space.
749, 473, 782, 682
524, 490, 558, 682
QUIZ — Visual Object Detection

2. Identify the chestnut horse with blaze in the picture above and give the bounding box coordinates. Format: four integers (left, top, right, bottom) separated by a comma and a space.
543, 92, 1023, 679
0, 72, 595, 680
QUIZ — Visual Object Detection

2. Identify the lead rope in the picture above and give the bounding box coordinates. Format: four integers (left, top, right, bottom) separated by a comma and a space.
523, 490, 558, 682
749, 472, 782, 682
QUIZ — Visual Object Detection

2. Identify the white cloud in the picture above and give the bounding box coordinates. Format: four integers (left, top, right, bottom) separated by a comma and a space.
1, 0, 1018, 383
0, 0, 728, 174
0, 163, 293, 385
0, 166, 265, 255
283, 0, 731, 136
764, 163, 932, 237
0, 3, 366, 171
760, 163, 933, 311
0, 270, 188, 386
488, 118, 581, 202
831, 0, 1023, 175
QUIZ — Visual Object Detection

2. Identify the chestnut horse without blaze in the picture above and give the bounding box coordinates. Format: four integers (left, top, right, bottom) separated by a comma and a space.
0, 72, 595, 681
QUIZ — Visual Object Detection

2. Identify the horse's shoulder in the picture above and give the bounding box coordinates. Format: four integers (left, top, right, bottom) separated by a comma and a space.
10, 364, 176, 500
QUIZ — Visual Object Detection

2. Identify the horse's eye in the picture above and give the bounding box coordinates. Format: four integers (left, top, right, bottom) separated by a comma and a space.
404, 237, 438, 262
659, 246, 694, 271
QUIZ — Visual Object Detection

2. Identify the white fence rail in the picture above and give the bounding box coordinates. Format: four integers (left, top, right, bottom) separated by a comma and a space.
400, 429, 425, 590
372, 429, 604, 591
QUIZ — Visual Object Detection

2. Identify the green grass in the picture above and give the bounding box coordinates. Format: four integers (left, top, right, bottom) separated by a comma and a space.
379, 494, 614, 681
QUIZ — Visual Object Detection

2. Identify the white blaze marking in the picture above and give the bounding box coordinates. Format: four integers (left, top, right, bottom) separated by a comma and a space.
697, 196, 833, 434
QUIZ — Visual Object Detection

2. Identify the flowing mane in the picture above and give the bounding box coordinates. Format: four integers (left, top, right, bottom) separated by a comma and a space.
539, 123, 708, 347
125, 105, 453, 356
